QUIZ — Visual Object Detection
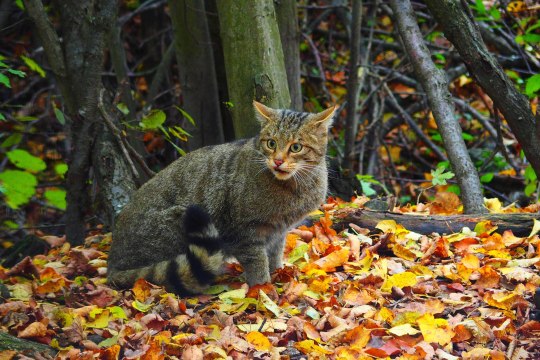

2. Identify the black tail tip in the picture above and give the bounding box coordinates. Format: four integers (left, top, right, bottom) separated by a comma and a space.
184, 205, 212, 234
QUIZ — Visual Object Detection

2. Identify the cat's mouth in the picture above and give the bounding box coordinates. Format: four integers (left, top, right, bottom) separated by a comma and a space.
271, 167, 292, 180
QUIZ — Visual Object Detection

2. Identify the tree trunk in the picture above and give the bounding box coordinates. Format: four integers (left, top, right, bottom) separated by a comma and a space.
217, 0, 291, 138
424, 0, 540, 179
390, 0, 486, 214
343, 0, 362, 172
24, 0, 137, 244
168, 0, 224, 150
275, 0, 302, 111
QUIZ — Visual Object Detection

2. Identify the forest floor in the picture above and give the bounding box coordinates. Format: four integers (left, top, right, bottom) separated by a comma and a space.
1, 195, 540, 360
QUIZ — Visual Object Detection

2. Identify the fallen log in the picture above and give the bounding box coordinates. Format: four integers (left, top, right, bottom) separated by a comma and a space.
334, 209, 540, 237
0, 331, 56, 359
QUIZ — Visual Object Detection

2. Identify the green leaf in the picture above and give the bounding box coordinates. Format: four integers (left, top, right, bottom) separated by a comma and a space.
360, 180, 376, 196
0, 73, 11, 88
3, 220, 19, 229
54, 163, 68, 178
480, 172, 494, 183
7, 149, 46, 172
0, 170, 37, 208
116, 102, 130, 115
98, 335, 118, 348
461, 132, 474, 141
44, 189, 66, 210
15, 115, 38, 122
132, 300, 153, 312
525, 74, 540, 98
15, 0, 24, 10
287, 243, 309, 263
525, 165, 537, 182
140, 109, 166, 130
0, 113, 5, 121
431, 166, 455, 186
20, 55, 45, 78
525, 182, 537, 197
446, 184, 461, 195
8, 69, 26, 78
109, 306, 127, 320
1, 133, 22, 148
53, 106, 66, 125
522, 33, 540, 44
175, 106, 196, 127
474, 0, 486, 14
489, 7, 501, 20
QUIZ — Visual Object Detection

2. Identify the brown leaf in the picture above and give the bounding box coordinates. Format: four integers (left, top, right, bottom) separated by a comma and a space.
18, 321, 47, 339
6, 256, 39, 278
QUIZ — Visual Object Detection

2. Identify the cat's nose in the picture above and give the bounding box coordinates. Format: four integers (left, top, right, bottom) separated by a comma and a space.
274, 159, 284, 167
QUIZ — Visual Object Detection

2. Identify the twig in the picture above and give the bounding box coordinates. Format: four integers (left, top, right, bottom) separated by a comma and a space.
384, 83, 447, 161
302, 33, 332, 101
98, 89, 156, 179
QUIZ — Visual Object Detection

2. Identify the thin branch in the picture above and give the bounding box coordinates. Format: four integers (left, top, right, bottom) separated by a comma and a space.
98, 90, 156, 179
384, 84, 447, 162
22, 0, 66, 78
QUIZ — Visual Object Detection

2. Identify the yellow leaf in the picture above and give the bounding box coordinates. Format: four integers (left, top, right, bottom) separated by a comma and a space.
258, 290, 281, 317
392, 243, 418, 261
381, 272, 418, 292
416, 313, 455, 346
86, 309, 111, 329
388, 323, 421, 336
484, 198, 502, 212
218, 288, 247, 300
295, 340, 333, 355
460, 253, 480, 269
529, 219, 540, 238
246, 331, 272, 351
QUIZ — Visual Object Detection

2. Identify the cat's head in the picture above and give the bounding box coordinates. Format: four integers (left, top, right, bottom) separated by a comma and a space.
253, 101, 337, 181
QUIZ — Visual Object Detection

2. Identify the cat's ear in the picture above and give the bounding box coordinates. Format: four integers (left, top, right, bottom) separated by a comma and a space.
253, 101, 276, 123
311, 105, 338, 129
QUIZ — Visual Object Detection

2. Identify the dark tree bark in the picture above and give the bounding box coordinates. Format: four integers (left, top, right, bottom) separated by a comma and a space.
0, 331, 56, 359
343, 0, 362, 172
217, 0, 291, 138
24, 0, 137, 244
337, 208, 540, 237
275, 0, 303, 111
168, 0, 224, 150
425, 0, 540, 179
390, 0, 486, 214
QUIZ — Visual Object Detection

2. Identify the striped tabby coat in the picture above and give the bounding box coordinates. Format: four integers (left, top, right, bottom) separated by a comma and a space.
107, 102, 336, 295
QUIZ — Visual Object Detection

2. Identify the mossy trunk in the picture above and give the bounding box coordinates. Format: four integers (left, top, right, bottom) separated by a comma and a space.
275, 0, 302, 111
168, 0, 224, 150
0, 331, 56, 359
217, 0, 291, 139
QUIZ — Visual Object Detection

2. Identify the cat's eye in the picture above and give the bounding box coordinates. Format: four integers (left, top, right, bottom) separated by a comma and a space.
267, 139, 277, 149
290, 143, 303, 153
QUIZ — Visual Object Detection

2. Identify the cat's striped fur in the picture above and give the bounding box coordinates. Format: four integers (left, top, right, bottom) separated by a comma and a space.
107, 102, 336, 295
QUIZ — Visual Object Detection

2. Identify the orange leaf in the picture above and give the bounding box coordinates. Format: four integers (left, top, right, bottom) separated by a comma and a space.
35, 267, 68, 295
140, 339, 164, 360
476, 265, 500, 289
319, 211, 337, 237
133, 278, 152, 302
452, 324, 473, 342
306, 248, 349, 272
245, 331, 272, 351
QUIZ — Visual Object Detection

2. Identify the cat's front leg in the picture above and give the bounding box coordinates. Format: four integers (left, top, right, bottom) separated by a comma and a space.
234, 245, 271, 286
266, 233, 285, 274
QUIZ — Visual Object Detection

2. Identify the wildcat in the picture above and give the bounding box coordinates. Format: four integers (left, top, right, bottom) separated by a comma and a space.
107, 101, 336, 295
